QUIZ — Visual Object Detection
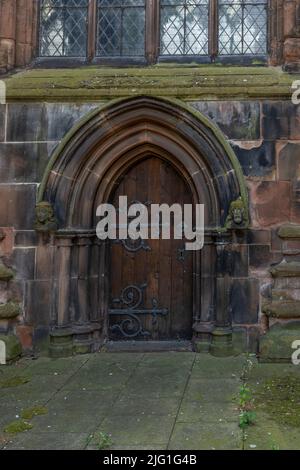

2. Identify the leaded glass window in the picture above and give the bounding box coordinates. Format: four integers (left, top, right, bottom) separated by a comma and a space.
219, 0, 268, 55
96, 0, 146, 57
160, 0, 209, 56
38, 0, 269, 62
39, 0, 89, 57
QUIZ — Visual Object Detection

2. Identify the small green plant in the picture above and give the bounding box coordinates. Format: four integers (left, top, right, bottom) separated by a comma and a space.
88, 431, 113, 450
238, 384, 255, 429
270, 441, 280, 451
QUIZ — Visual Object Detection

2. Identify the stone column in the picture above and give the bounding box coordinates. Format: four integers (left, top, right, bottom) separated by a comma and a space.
283, 0, 300, 71
0, 0, 17, 73
211, 232, 234, 357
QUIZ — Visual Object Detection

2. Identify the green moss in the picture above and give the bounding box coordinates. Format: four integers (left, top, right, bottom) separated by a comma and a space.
0, 263, 14, 282
4, 420, 33, 435
255, 375, 300, 427
20, 406, 48, 420
3, 66, 299, 102
0, 376, 30, 389
0, 334, 22, 362
0, 302, 21, 320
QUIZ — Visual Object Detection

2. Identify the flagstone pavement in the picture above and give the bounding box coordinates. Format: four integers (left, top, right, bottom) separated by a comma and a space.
1, 352, 300, 450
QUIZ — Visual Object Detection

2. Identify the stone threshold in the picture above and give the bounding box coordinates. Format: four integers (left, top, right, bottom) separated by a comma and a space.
105, 340, 194, 353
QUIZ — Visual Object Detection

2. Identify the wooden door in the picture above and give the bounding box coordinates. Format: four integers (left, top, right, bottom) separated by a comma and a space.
109, 157, 193, 341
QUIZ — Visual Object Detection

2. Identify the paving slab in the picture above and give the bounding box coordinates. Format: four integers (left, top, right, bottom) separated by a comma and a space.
1, 352, 299, 450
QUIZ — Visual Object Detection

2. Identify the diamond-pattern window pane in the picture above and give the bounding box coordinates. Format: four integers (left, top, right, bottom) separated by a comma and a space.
219, 0, 267, 55
160, 1, 209, 56
39, 0, 88, 57
97, 1, 145, 57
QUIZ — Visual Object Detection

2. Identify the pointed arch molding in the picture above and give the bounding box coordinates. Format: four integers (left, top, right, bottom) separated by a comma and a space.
38, 96, 248, 230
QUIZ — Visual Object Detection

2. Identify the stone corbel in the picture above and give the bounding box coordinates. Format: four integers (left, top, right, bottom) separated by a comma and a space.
34, 201, 58, 233
225, 197, 249, 230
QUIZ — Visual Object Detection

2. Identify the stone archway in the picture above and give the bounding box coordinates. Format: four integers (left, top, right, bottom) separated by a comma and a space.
36, 96, 249, 357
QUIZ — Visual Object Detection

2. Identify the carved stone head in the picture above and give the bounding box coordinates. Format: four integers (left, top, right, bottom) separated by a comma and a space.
35, 202, 58, 233
225, 197, 247, 228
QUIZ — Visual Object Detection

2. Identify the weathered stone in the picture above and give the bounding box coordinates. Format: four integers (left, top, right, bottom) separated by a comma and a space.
25, 280, 51, 326
0, 262, 14, 281
34, 202, 58, 233
278, 224, 300, 239
284, 38, 300, 71
262, 300, 300, 318
0, 333, 22, 361
225, 197, 249, 229
259, 322, 300, 362
278, 142, 300, 181
248, 180, 291, 228
232, 327, 247, 353
14, 230, 38, 247
16, 325, 33, 351
270, 260, 300, 278
230, 278, 259, 324
0, 301, 21, 319
0, 227, 14, 256
0, 142, 58, 184
11, 248, 35, 280
262, 102, 300, 140
210, 328, 234, 357
230, 245, 249, 277
191, 101, 260, 140
0, 105, 5, 142
231, 141, 275, 177
248, 326, 260, 354
247, 229, 271, 245
249, 245, 271, 269
49, 329, 73, 358
6, 103, 98, 142
0, 184, 37, 230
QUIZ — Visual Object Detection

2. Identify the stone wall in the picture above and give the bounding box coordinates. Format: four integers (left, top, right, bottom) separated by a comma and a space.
0, 0, 37, 74
0, 97, 299, 359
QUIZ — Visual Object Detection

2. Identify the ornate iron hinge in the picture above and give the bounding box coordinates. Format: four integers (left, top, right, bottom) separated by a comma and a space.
109, 284, 169, 339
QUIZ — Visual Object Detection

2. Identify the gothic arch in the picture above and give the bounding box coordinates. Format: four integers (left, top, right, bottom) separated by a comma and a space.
39, 96, 248, 230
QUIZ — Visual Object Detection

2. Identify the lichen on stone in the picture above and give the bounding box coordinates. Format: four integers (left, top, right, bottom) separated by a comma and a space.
0, 263, 14, 282
20, 406, 48, 420
4, 420, 33, 435
0, 376, 30, 389
255, 375, 300, 428
0, 301, 21, 320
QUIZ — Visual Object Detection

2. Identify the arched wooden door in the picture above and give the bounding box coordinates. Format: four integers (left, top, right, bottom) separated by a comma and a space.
109, 157, 194, 341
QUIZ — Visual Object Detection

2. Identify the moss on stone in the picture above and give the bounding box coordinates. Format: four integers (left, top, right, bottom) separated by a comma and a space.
270, 261, 300, 278
0, 263, 14, 282
4, 420, 33, 435
255, 375, 300, 428
0, 376, 30, 389
0, 302, 21, 320
3, 66, 299, 102
278, 224, 300, 239
262, 300, 300, 318
0, 334, 22, 362
20, 406, 48, 420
